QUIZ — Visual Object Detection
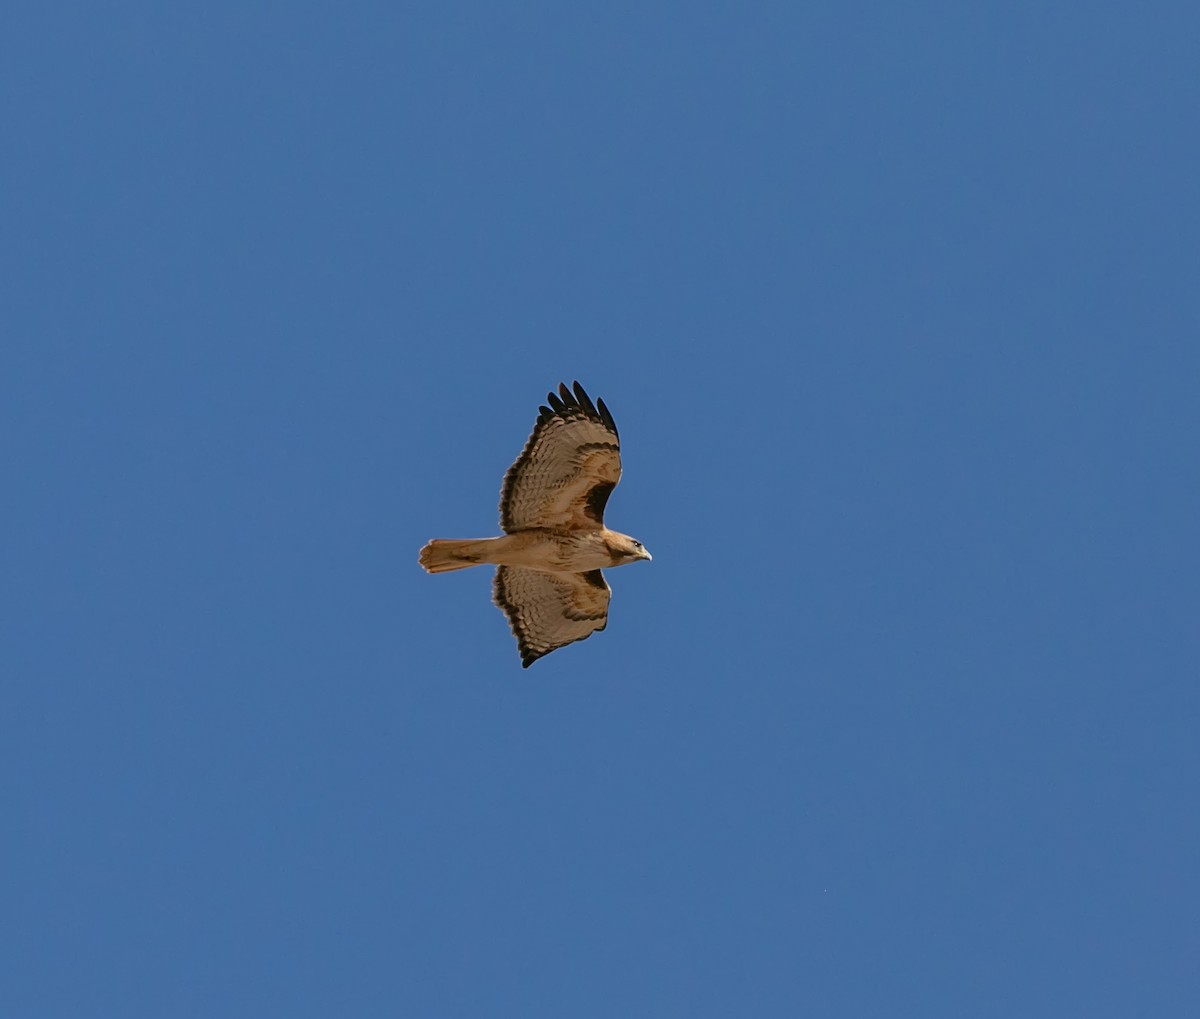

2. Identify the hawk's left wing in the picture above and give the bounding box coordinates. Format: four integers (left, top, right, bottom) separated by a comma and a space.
492, 566, 611, 667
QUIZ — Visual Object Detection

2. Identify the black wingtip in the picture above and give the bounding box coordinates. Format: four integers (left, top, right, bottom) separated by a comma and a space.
596, 396, 618, 437
572, 381, 598, 416
537, 381, 617, 435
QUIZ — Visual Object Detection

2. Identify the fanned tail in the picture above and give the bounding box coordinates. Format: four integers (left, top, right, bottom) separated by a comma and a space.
418, 538, 498, 574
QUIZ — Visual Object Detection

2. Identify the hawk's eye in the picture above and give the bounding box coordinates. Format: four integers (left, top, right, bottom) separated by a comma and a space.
633, 541, 642, 550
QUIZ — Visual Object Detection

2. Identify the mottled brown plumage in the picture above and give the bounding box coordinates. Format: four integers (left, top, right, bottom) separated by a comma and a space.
419, 382, 650, 667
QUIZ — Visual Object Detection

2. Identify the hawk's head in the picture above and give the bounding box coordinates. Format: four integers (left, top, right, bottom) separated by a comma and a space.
604, 531, 652, 566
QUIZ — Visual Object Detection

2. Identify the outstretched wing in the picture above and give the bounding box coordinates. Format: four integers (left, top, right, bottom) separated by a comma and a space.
492, 566, 611, 668
499, 381, 621, 532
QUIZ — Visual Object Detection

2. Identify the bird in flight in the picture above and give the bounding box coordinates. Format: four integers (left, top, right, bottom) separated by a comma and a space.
419, 381, 651, 667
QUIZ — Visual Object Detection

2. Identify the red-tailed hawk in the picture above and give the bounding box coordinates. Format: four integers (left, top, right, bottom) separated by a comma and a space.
419, 381, 651, 667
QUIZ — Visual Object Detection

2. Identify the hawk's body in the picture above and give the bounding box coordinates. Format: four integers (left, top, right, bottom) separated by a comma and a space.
419, 382, 651, 667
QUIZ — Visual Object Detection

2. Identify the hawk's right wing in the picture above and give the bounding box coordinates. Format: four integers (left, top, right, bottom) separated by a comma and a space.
492, 566, 611, 668
498, 381, 621, 533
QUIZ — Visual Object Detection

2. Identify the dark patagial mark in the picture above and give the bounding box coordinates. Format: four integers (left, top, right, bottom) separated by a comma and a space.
566, 571, 609, 623
584, 481, 615, 524
582, 569, 608, 590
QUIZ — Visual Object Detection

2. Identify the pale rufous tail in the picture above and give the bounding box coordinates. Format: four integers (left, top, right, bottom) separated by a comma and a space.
418, 538, 497, 574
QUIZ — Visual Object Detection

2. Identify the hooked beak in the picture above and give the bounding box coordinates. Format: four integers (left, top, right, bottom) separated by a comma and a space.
640, 547, 653, 562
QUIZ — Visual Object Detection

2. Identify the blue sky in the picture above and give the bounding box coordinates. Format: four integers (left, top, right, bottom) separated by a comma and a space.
3, 2, 1198, 1015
